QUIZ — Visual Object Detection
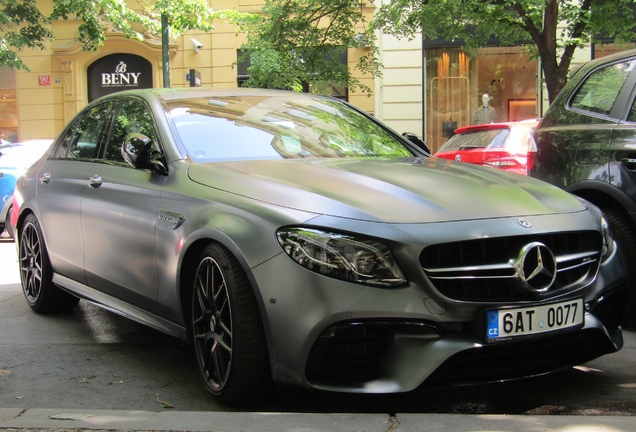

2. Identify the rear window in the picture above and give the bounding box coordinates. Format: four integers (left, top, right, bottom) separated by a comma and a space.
438, 129, 509, 152
570, 59, 636, 116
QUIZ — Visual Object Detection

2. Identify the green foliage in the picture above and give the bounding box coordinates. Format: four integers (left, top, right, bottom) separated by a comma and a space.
235, 0, 381, 95
0, 0, 230, 70
373, 0, 636, 102
0, 0, 54, 70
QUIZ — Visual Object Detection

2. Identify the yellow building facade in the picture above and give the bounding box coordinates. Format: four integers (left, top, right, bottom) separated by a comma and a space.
0, 0, 375, 143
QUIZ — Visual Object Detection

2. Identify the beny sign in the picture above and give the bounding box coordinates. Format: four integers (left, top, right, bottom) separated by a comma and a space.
88, 54, 152, 101
102, 62, 141, 85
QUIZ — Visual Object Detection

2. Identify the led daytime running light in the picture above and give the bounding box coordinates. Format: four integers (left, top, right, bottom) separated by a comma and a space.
277, 228, 406, 287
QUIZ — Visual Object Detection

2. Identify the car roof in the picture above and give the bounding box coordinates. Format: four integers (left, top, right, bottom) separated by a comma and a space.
452, 119, 540, 135
569, 48, 636, 80
96, 87, 334, 104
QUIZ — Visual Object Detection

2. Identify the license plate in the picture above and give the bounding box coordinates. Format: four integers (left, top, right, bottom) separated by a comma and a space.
486, 298, 584, 342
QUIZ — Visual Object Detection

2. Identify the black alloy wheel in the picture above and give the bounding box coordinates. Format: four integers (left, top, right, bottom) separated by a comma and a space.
191, 243, 271, 405
19, 214, 79, 313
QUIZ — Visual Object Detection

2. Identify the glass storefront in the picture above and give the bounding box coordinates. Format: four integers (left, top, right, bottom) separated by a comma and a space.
0, 67, 17, 144
425, 47, 538, 152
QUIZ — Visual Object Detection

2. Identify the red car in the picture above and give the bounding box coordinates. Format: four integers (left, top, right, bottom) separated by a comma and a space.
434, 119, 539, 175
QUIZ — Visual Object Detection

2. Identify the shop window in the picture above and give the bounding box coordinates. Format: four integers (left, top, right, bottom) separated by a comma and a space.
0, 67, 18, 143
425, 47, 537, 152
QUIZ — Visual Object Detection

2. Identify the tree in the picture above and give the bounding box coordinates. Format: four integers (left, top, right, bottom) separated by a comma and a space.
235, 0, 381, 95
0, 0, 237, 71
373, 0, 636, 104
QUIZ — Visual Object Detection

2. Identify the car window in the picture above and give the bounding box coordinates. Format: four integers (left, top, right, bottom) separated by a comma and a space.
570, 59, 636, 116
50, 118, 80, 158
53, 102, 115, 160
168, 95, 414, 162
438, 129, 508, 152
106, 99, 160, 164
627, 95, 636, 122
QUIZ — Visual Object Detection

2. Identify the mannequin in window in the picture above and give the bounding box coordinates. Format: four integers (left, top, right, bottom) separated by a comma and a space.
473, 93, 497, 124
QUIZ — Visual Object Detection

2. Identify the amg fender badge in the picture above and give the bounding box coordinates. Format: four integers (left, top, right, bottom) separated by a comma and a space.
158, 210, 185, 230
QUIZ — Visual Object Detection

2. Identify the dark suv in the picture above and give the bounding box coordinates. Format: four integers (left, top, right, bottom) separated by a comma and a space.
531, 49, 636, 321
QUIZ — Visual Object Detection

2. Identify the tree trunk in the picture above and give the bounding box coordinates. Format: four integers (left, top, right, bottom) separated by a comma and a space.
537, 0, 569, 105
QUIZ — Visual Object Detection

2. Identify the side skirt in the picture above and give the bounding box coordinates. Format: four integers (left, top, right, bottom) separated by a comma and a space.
52, 273, 188, 341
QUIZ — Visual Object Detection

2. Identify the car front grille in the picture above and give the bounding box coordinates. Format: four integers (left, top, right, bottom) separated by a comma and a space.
420, 232, 601, 302
306, 323, 394, 382
306, 321, 442, 384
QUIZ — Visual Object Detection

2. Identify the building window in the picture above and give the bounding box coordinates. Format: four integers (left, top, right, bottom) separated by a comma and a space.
0, 67, 18, 143
425, 47, 538, 152
237, 49, 349, 101
594, 42, 636, 59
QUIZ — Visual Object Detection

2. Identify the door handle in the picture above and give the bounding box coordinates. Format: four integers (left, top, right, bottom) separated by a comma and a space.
39, 172, 51, 184
88, 174, 103, 188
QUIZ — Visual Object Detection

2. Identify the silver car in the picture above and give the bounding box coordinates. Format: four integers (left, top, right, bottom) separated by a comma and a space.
12, 88, 626, 406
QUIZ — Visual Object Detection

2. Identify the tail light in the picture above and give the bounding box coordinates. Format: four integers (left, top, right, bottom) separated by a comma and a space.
483, 151, 523, 171
526, 135, 538, 172
10, 190, 22, 233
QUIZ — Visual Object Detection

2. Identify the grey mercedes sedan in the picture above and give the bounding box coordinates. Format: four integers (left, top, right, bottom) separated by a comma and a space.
11, 88, 626, 406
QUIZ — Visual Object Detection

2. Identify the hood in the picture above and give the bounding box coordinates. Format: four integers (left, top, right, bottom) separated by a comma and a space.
187, 157, 586, 223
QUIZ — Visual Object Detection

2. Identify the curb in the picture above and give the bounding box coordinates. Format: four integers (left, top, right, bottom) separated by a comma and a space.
0, 408, 634, 432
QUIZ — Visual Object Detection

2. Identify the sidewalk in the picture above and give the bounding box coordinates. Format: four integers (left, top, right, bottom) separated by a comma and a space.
0, 408, 634, 432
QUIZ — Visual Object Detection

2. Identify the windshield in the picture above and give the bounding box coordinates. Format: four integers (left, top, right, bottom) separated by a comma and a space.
167, 95, 415, 162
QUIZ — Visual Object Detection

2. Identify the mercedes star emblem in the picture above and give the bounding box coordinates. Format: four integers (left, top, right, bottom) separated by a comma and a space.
515, 242, 557, 292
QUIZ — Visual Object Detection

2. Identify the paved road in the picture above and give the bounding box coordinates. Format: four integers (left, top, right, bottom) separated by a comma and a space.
1, 232, 635, 417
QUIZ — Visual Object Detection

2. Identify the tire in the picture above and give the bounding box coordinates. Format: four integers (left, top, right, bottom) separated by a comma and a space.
191, 243, 271, 406
604, 208, 636, 322
5, 205, 14, 239
19, 214, 79, 313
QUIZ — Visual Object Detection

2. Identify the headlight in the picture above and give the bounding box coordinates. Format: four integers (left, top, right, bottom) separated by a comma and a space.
276, 228, 406, 287
601, 216, 616, 262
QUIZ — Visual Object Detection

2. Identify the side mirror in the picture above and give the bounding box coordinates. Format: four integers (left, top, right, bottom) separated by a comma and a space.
122, 133, 168, 175
402, 132, 430, 154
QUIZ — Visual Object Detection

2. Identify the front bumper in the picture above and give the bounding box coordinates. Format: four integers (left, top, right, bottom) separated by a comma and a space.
251, 252, 625, 394
249, 215, 626, 394
305, 285, 624, 392
250, 241, 626, 393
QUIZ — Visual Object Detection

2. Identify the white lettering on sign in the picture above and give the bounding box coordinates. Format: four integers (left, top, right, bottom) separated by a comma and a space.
100, 62, 142, 88
101, 72, 141, 85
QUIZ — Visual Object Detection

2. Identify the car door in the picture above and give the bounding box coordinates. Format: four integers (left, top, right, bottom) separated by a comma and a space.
81, 98, 168, 311
36, 102, 116, 284
565, 60, 636, 186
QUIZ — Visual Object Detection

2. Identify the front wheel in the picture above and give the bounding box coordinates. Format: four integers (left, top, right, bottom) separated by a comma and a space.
19, 214, 79, 313
191, 243, 271, 406
604, 208, 636, 322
